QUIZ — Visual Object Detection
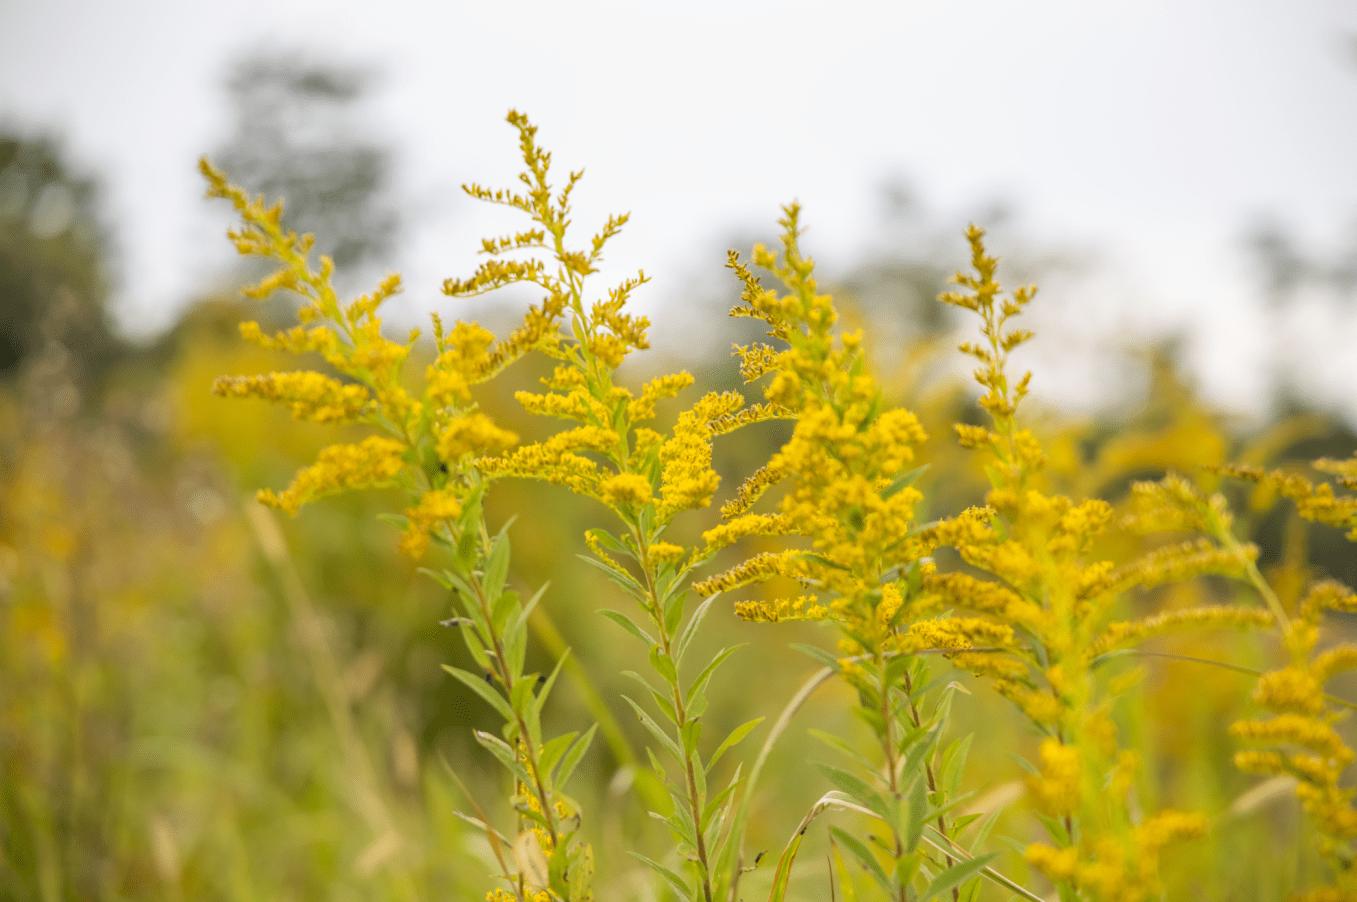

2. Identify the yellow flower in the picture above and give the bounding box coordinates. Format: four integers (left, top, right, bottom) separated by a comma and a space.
478, 443, 604, 500
1224, 462, 1357, 541
647, 541, 686, 565
694, 551, 804, 597
600, 472, 654, 510
627, 371, 695, 422
716, 206, 931, 635
258, 436, 406, 516
436, 412, 518, 461
928, 226, 1219, 894
655, 390, 744, 518
1028, 737, 1081, 817
212, 371, 371, 423
733, 595, 828, 623
700, 513, 791, 555
399, 488, 463, 559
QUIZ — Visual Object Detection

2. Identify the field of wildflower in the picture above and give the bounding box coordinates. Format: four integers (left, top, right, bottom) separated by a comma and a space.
3, 110, 1357, 902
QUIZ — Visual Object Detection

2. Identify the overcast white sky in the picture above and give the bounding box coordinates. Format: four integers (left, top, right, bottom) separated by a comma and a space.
2, 0, 1356, 419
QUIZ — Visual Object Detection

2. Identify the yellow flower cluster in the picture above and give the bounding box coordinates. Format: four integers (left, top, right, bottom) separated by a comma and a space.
200, 155, 536, 549
1025, 810, 1207, 902
1090, 605, 1272, 657
1223, 458, 1357, 541
257, 436, 406, 516
1101, 537, 1251, 596
205, 113, 603, 902
485, 890, 550, 902
1233, 579, 1357, 880
901, 616, 1014, 654
1027, 737, 1082, 816
929, 226, 1211, 898
693, 551, 806, 599
599, 472, 654, 511
399, 488, 463, 559
212, 371, 371, 423
1129, 463, 1357, 894
437, 412, 518, 463
706, 204, 933, 644
656, 391, 747, 519
445, 113, 775, 902
709, 206, 1007, 893
448, 118, 751, 554
731, 594, 828, 624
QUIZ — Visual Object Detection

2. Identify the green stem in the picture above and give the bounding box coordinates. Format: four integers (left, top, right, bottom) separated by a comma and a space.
901, 668, 959, 902
467, 561, 561, 851
635, 527, 716, 902
876, 653, 908, 902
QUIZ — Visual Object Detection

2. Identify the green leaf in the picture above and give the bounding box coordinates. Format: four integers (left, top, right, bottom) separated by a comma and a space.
443, 665, 513, 722
940, 733, 974, 798
829, 827, 891, 894
455, 622, 493, 671
621, 695, 682, 762
647, 807, 690, 844
707, 716, 763, 773
807, 728, 877, 774
532, 651, 571, 721
661, 784, 699, 848
900, 728, 940, 793
444, 571, 479, 607
829, 836, 859, 902
597, 608, 655, 645
649, 645, 678, 688
620, 670, 676, 723
471, 729, 530, 784
906, 770, 928, 850
701, 770, 741, 833
588, 527, 636, 561
490, 588, 519, 638
766, 791, 851, 902
922, 853, 996, 901
967, 803, 1005, 852
504, 611, 527, 678
662, 585, 686, 636
882, 463, 929, 500
509, 673, 535, 724
675, 591, 721, 666
790, 642, 841, 670
416, 566, 453, 589
817, 765, 888, 820
680, 717, 703, 760
448, 808, 511, 846
554, 723, 598, 789
483, 533, 511, 600
537, 731, 579, 785
577, 552, 646, 597
510, 581, 550, 637
686, 644, 743, 714
628, 852, 690, 898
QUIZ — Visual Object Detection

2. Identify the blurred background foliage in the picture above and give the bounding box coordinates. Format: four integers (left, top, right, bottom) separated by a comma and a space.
2, 48, 1356, 901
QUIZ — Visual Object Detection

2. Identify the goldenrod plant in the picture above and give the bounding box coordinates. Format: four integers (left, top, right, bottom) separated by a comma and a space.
169, 110, 1357, 901
201, 154, 598, 902
710, 206, 1001, 902
921, 226, 1261, 900
451, 111, 769, 902
1129, 456, 1357, 899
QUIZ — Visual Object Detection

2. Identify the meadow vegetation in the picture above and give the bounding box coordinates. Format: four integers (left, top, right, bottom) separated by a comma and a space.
3, 111, 1356, 901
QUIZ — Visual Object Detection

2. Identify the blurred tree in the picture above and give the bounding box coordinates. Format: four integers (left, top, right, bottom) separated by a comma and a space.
834, 177, 968, 349
0, 134, 119, 385
1245, 217, 1357, 309
215, 51, 399, 271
